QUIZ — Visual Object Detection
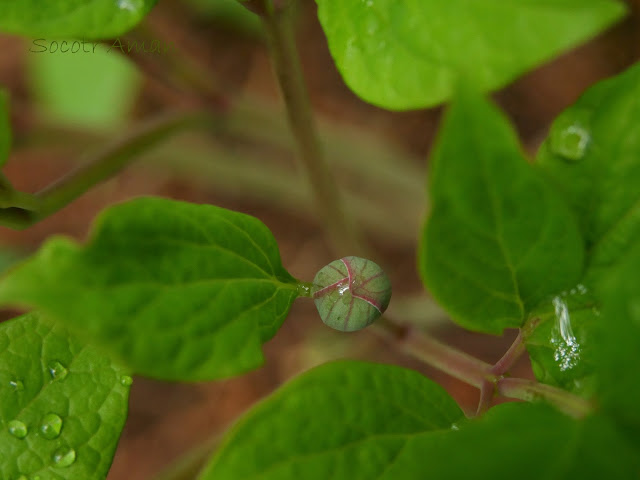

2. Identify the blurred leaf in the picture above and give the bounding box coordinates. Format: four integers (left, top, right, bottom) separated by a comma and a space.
0, 197, 301, 381
315, 0, 626, 109
0, 312, 130, 479
0, 0, 157, 39
28, 41, 140, 130
186, 0, 261, 36
378, 403, 639, 479
200, 367, 638, 479
594, 243, 640, 445
199, 361, 464, 480
537, 62, 640, 276
419, 86, 584, 334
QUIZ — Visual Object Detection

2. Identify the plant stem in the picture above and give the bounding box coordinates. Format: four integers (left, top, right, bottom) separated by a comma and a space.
258, 1, 363, 255
0, 111, 215, 229
497, 377, 592, 419
373, 317, 593, 418
373, 317, 496, 389
490, 330, 527, 376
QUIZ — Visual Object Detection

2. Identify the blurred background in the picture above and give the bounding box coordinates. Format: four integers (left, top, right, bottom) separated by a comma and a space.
0, 0, 639, 478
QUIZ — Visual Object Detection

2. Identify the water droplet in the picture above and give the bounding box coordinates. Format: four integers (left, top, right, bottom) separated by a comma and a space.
551, 296, 581, 371
120, 375, 133, 387
52, 447, 76, 468
296, 283, 312, 297
40, 413, 63, 439
451, 423, 460, 431
48, 361, 68, 381
8, 420, 28, 439
338, 283, 349, 295
550, 123, 590, 162
9, 379, 24, 392
116, 0, 141, 12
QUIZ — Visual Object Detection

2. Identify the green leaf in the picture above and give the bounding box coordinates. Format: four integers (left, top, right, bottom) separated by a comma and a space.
419, 87, 584, 334
185, 0, 262, 36
315, 0, 626, 110
198, 361, 464, 480
0, 0, 157, 39
525, 285, 599, 397
201, 370, 638, 480
0, 197, 300, 381
0, 312, 130, 479
28, 40, 141, 130
378, 403, 639, 479
0, 90, 9, 167
594, 242, 640, 444
537, 62, 640, 275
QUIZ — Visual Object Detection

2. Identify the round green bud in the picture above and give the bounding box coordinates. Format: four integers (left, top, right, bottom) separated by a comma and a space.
312, 256, 392, 332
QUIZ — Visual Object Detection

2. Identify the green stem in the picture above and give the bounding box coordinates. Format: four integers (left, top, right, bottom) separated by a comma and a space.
373, 317, 593, 419
497, 377, 593, 419
374, 317, 496, 389
0, 111, 215, 229
258, 1, 363, 256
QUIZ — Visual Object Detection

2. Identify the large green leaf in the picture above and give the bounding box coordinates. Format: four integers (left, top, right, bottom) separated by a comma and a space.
0, 0, 157, 39
594, 243, 640, 445
315, 0, 626, 110
537, 62, 640, 275
199, 361, 465, 480
0, 90, 9, 167
377, 403, 638, 479
200, 364, 637, 479
0, 197, 300, 381
525, 285, 599, 397
0, 312, 130, 479
419, 87, 584, 334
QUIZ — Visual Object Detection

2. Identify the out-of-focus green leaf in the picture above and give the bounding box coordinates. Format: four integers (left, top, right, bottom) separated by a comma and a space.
199, 361, 464, 480
0, 0, 157, 39
315, 0, 626, 109
28, 42, 140, 130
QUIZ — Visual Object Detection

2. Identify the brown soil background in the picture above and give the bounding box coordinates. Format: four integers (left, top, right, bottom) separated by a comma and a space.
0, 1, 639, 478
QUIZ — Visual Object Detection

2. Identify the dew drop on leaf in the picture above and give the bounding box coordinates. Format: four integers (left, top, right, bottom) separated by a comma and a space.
47, 361, 68, 381
9, 379, 24, 392
550, 123, 590, 162
40, 413, 63, 440
52, 446, 76, 468
120, 375, 133, 386
7, 420, 28, 439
